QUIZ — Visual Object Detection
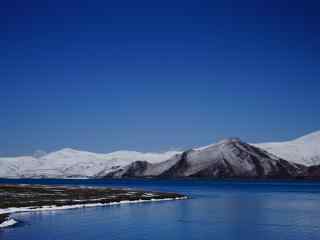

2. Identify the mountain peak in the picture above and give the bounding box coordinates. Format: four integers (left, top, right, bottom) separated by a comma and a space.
60, 148, 80, 152
217, 138, 242, 145
195, 138, 243, 151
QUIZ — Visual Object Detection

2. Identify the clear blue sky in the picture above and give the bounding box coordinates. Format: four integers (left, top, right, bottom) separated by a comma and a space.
1, 0, 319, 156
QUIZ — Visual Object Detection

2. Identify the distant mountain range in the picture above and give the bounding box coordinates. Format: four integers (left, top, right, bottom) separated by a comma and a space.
1, 131, 320, 179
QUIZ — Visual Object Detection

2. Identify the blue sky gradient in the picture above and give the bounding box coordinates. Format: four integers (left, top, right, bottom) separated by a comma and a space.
1, 0, 319, 155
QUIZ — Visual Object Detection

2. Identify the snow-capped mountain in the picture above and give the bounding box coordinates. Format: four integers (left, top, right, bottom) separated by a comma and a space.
255, 131, 320, 166
0, 148, 179, 178
105, 139, 305, 179
1, 130, 320, 179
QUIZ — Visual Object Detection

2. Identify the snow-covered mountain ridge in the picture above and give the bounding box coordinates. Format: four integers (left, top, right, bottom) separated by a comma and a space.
0, 148, 180, 178
255, 131, 320, 166
1, 130, 320, 178
106, 138, 305, 179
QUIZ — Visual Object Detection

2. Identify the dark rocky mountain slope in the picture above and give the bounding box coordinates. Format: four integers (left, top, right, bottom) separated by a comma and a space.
104, 139, 307, 179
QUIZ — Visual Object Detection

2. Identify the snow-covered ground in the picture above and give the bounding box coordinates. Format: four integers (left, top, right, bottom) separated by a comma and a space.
0, 218, 18, 228
0, 196, 187, 215
255, 131, 320, 166
0, 148, 180, 178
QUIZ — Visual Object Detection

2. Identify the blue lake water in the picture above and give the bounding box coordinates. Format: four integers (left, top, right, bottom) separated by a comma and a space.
1, 179, 320, 240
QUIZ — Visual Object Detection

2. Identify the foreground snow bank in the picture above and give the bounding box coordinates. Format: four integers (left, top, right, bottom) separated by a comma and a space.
0, 218, 18, 228
0, 197, 187, 216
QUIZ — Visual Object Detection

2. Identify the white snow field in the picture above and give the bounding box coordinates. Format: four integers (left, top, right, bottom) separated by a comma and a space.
0, 148, 179, 178
256, 131, 320, 166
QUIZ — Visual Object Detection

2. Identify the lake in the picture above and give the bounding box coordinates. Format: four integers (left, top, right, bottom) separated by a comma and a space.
1, 179, 320, 240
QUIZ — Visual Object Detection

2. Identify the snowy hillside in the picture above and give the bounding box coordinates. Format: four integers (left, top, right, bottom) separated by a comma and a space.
0, 148, 179, 178
1, 130, 320, 178
106, 139, 304, 178
255, 131, 320, 166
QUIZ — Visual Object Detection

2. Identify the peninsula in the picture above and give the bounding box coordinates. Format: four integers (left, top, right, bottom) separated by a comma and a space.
0, 184, 186, 228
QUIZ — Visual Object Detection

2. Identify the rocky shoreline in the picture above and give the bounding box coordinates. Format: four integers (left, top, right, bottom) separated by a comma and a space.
0, 184, 187, 228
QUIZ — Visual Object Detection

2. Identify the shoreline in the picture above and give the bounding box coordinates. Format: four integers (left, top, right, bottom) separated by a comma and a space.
0, 218, 18, 228
0, 184, 187, 228
0, 197, 187, 228
0, 196, 187, 215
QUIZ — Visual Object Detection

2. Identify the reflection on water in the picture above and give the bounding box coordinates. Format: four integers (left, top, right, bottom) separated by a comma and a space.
1, 179, 320, 240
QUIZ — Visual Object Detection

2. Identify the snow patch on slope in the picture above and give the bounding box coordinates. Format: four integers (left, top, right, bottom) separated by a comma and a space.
255, 131, 320, 166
